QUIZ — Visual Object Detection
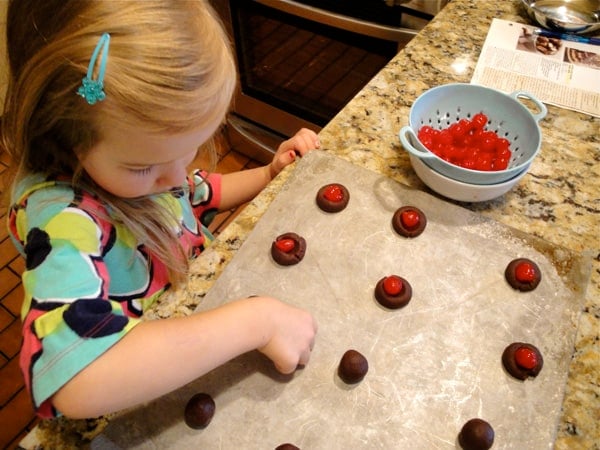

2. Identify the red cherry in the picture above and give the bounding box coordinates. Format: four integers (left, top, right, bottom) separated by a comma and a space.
418, 125, 436, 137
420, 135, 434, 150
275, 238, 295, 253
496, 137, 510, 152
431, 143, 445, 158
323, 185, 344, 202
400, 210, 420, 229
515, 262, 536, 283
471, 112, 488, 129
480, 131, 498, 152
514, 347, 538, 369
448, 121, 468, 139
437, 129, 453, 145
474, 154, 493, 171
417, 118, 511, 173
497, 147, 512, 160
383, 276, 403, 296
493, 156, 509, 170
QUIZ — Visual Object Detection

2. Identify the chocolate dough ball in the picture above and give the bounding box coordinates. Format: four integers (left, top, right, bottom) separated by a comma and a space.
275, 444, 300, 450
392, 206, 427, 237
502, 342, 544, 380
458, 418, 494, 450
316, 183, 350, 212
271, 232, 307, 266
374, 275, 413, 309
184, 393, 216, 429
504, 258, 542, 291
338, 349, 369, 384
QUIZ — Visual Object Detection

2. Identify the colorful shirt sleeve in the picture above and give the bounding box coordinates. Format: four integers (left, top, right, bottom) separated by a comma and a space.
180, 171, 222, 256
189, 170, 222, 226
8, 171, 222, 419
9, 182, 141, 418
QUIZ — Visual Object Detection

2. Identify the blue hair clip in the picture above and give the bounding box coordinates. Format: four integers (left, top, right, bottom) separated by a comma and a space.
77, 33, 111, 105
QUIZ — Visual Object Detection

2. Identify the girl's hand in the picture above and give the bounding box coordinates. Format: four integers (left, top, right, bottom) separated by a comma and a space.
257, 297, 318, 374
219, 128, 319, 211
270, 128, 320, 178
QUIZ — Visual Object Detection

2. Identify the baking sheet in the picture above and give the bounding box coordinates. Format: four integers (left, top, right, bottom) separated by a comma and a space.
94, 151, 590, 450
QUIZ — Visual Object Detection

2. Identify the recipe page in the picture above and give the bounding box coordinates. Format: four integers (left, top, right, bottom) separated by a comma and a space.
471, 18, 600, 117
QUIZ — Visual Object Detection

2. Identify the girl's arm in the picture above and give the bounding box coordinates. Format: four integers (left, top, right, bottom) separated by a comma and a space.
52, 296, 317, 419
53, 129, 320, 418
219, 128, 320, 211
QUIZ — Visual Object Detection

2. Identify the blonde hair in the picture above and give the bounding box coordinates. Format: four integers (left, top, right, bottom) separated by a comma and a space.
1, 0, 236, 284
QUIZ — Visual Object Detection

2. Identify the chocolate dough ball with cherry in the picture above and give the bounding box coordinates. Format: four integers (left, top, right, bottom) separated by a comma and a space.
338, 349, 369, 384
502, 342, 543, 380
374, 275, 413, 309
316, 183, 349, 212
458, 418, 495, 450
271, 232, 307, 266
505, 258, 541, 291
184, 393, 216, 429
392, 206, 427, 237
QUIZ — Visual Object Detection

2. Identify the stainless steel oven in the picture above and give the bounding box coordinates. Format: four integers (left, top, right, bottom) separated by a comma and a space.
211, 0, 447, 163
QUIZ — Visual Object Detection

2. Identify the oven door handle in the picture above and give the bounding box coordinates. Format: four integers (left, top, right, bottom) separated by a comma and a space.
226, 114, 284, 160
254, 0, 418, 42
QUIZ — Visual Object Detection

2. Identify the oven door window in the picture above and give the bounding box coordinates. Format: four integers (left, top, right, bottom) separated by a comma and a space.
231, 1, 399, 126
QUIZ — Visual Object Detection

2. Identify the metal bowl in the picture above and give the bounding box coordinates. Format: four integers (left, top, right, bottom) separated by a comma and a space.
521, 0, 600, 34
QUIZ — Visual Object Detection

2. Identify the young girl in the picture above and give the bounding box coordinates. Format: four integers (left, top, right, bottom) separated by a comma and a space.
1, 0, 319, 419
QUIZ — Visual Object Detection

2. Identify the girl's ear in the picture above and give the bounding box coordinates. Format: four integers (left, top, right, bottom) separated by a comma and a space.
73, 143, 95, 165
73, 145, 84, 162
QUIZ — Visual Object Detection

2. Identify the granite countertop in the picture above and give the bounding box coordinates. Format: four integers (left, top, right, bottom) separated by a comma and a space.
24, 0, 599, 448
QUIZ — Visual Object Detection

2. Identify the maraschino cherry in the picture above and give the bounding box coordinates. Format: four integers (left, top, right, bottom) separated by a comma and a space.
323, 184, 344, 202
400, 210, 420, 229
383, 276, 403, 296
515, 261, 536, 283
274, 238, 295, 253
514, 346, 538, 370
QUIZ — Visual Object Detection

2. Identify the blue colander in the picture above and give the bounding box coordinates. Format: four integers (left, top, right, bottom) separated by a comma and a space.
399, 83, 547, 185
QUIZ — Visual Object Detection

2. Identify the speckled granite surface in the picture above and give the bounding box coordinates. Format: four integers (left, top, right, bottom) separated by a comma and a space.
23, 0, 599, 448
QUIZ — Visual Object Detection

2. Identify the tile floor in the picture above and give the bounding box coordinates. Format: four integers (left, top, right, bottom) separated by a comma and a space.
0, 144, 261, 449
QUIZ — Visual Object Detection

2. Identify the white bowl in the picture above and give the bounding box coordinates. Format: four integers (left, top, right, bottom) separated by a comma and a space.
409, 154, 529, 202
